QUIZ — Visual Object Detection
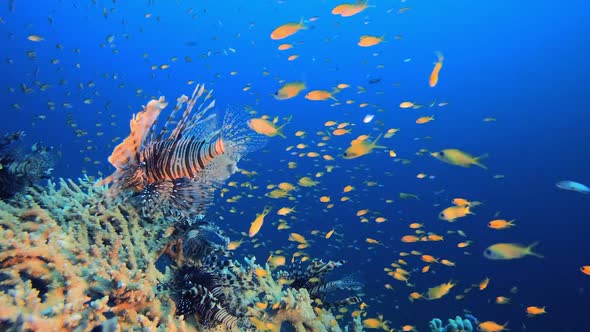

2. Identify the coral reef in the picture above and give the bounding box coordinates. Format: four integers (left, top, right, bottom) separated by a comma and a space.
0, 177, 185, 331
0, 131, 56, 199
429, 314, 478, 332
0, 176, 363, 331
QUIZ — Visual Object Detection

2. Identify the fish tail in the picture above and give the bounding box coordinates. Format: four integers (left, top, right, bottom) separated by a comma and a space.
298, 17, 307, 29
435, 51, 444, 62
275, 115, 292, 138
474, 153, 489, 169
372, 133, 387, 149
526, 242, 544, 258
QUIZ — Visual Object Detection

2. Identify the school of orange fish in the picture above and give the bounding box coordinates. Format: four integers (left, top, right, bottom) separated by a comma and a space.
5, 0, 589, 331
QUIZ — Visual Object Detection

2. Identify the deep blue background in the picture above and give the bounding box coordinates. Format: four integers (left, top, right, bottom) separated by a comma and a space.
1, 0, 589, 331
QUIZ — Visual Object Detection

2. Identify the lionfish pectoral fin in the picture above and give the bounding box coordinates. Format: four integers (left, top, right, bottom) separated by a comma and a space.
139, 178, 217, 218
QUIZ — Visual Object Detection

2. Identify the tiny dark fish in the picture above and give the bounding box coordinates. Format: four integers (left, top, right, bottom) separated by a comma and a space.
369, 78, 382, 84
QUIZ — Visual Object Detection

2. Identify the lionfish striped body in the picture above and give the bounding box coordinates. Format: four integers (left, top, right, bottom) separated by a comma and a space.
98, 83, 265, 219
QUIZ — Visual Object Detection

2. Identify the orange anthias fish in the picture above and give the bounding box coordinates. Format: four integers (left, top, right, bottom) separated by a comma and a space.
358, 35, 384, 47
429, 51, 444, 87
270, 19, 305, 40
484, 242, 543, 260
416, 115, 434, 124
431, 149, 488, 169
526, 306, 547, 317
249, 206, 272, 237
439, 205, 474, 222
332, 1, 370, 17
305, 89, 337, 101
343, 134, 386, 159
478, 321, 509, 332
488, 219, 516, 230
247, 117, 290, 138
97, 83, 265, 218
426, 281, 456, 300
275, 82, 306, 100
582, 266, 590, 275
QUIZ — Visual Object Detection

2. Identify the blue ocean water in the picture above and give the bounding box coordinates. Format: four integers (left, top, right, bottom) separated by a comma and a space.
1, 0, 589, 331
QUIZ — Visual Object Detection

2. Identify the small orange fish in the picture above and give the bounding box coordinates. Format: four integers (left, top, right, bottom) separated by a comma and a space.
488, 219, 516, 230
270, 19, 305, 40
248, 117, 288, 138
495, 296, 510, 304
426, 281, 455, 300
429, 51, 444, 87
399, 101, 414, 109
275, 82, 306, 100
358, 35, 384, 47
439, 205, 474, 222
416, 115, 434, 124
249, 207, 272, 237
582, 266, 590, 275
343, 134, 386, 159
278, 43, 293, 50
479, 277, 490, 290
526, 306, 547, 316
401, 235, 421, 243
305, 90, 337, 101
333, 128, 351, 136
332, 1, 370, 17
478, 321, 508, 332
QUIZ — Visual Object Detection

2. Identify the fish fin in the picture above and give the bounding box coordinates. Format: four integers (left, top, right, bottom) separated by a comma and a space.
435, 51, 444, 62
526, 242, 544, 258
298, 17, 307, 29
221, 107, 267, 157
275, 116, 292, 138
371, 133, 387, 149
138, 178, 214, 219
474, 153, 489, 169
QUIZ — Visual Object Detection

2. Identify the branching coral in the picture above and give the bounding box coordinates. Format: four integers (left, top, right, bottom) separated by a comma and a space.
0, 176, 363, 332
429, 314, 478, 332
0, 177, 188, 331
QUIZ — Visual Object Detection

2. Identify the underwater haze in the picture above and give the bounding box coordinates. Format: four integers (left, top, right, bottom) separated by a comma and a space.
1, 0, 589, 331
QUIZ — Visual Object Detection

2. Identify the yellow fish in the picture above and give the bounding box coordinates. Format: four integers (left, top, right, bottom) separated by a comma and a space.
247, 117, 289, 138
343, 134, 386, 159
429, 51, 444, 87
249, 206, 272, 237
484, 242, 543, 260
439, 205, 474, 222
358, 35, 384, 47
305, 89, 337, 101
270, 19, 305, 40
275, 82, 306, 100
332, 1, 370, 17
426, 281, 455, 300
478, 321, 509, 332
431, 149, 488, 169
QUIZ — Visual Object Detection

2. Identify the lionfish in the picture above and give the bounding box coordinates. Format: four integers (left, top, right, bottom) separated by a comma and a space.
97, 83, 265, 219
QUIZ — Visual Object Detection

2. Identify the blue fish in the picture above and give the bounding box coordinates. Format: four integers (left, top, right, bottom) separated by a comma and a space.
556, 180, 590, 194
